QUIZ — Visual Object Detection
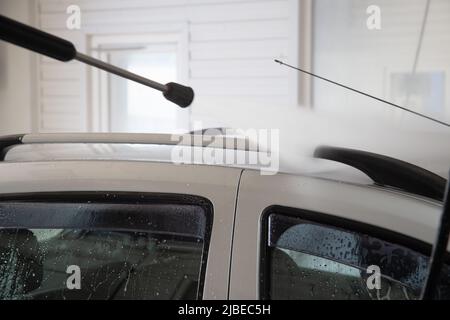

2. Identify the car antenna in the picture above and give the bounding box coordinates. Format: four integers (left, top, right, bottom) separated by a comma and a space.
274, 59, 449, 127
0, 14, 194, 108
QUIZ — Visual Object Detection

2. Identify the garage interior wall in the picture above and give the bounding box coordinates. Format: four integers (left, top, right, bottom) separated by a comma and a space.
0, 0, 449, 176
4, 0, 448, 133
0, 0, 37, 135
34, 0, 299, 133
313, 0, 450, 129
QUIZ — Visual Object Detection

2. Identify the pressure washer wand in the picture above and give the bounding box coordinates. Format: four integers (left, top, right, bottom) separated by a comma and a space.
0, 14, 194, 108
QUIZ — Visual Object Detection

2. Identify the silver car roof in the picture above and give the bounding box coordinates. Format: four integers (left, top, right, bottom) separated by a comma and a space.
4, 133, 372, 185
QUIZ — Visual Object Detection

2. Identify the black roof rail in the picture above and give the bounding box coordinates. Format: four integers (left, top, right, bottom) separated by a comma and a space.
0, 134, 24, 161
314, 145, 447, 201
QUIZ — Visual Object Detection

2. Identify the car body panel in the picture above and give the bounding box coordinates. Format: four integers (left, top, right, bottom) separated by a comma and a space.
0, 160, 243, 299
229, 169, 444, 299
0, 136, 447, 299
5, 142, 374, 186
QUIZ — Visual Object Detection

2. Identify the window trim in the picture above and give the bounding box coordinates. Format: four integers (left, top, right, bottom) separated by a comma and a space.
0, 191, 213, 300
259, 205, 449, 300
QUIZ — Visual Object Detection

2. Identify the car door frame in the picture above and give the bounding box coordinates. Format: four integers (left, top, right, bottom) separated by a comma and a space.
0, 160, 243, 299
229, 169, 444, 299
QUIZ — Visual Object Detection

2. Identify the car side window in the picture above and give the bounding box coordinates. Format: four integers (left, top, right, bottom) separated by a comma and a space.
0, 193, 212, 300
261, 207, 450, 300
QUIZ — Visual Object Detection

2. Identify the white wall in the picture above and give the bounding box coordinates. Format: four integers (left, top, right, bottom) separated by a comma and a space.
0, 0, 37, 135
36, 0, 298, 132
307, 0, 450, 177
313, 0, 450, 128
16, 0, 450, 176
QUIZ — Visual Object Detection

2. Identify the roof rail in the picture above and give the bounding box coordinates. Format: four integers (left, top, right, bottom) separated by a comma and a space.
0, 134, 24, 161
0, 133, 264, 161
314, 145, 447, 201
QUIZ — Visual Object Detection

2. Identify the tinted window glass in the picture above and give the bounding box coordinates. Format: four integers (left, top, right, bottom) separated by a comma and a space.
0, 195, 211, 300
263, 210, 450, 300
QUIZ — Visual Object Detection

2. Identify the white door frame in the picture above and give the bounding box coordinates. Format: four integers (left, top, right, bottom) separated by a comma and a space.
288, 0, 313, 108
88, 32, 189, 132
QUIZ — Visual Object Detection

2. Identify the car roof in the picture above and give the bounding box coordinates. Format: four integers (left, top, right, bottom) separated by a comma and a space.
3, 132, 446, 204
3, 133, 373, 185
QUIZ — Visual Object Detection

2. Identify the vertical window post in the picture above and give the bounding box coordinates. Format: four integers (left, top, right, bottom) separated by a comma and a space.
421, 172, 450, 299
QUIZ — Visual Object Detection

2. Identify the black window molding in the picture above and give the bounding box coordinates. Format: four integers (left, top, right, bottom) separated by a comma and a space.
259, 205, 449, 300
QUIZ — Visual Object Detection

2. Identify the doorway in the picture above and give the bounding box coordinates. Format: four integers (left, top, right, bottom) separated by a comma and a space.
89, 33, 189, 133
